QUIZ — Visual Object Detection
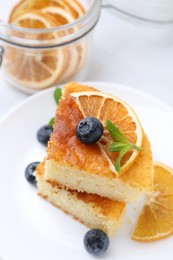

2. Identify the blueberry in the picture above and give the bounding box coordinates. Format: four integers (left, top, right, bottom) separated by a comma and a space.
25, 162, 40, 185
37, 125, 53, 145
84, 229, 109, 256
76, 117, 103, 145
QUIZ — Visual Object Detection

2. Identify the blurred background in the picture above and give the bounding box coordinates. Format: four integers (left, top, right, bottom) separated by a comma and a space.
88, 1, 173, 106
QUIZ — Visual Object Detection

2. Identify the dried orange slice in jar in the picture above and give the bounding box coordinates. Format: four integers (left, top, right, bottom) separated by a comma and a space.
9, 0, 85, 22
7, 0, 87, 89
74, 43, 86, 74
9, 0, 52, 22
4, 11, 66, 90
62, 0, 86, 18
41, 6, 75, 25
12, 10, 60, 29
41, 6, 81, 82
69, 89, 144, 176
132, 162, 173, 242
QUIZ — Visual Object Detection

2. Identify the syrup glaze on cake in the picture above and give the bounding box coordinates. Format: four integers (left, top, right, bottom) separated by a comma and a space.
44, 83, 153, 202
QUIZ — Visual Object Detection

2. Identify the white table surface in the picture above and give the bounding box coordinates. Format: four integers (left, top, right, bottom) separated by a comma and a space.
0, 7, 173, 118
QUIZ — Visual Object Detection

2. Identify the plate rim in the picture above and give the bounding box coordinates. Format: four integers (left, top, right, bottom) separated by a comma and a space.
0, 81, 172, 125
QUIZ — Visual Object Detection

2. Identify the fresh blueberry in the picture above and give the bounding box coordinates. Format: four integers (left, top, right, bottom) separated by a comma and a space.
84, 229, 109, 256
76, 117, 103, 145
37, 125, 53, 145
25, 162, 40, 185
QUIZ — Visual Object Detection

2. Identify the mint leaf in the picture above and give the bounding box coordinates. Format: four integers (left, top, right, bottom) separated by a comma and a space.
54, 87, 62, 105
106, 119, 129, 144
115, 145, 131, 172
48, 117, 55, 128
48, 88, 61, 127
109, 143, 129, 152
106, 119, 142, 174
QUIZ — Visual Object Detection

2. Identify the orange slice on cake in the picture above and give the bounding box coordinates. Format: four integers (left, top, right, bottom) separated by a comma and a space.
132, 162, 173, 242
66, 84, 144, 176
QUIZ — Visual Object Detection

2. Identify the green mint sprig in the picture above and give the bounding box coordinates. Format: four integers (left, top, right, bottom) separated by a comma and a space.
106, 119, 142, 173
54, 87, 62, 105
48, 87, 62, 127
48, 117, 55, 128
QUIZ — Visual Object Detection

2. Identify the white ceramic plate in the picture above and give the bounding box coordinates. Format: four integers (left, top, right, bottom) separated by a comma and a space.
0, 82, 173, 260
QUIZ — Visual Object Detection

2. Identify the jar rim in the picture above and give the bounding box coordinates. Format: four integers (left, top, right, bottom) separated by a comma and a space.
0, 0, 99, 34
0, 0, 101, 48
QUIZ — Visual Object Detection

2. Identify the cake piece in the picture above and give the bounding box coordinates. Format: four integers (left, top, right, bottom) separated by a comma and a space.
44, 82, 154, 202
36, 162, 126, 235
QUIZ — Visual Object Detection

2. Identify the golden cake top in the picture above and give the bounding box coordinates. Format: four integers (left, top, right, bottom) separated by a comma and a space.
46, 82, 153, 192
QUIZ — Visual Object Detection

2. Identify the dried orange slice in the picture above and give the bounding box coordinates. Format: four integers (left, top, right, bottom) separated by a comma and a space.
75, 43, 86, 71
42, 6, 75, 25
9, 0, 85, 23
9, 0, 52, 22
41, 6, 86, 82
132, 162, 173, 242
41, 7, 79, 81
63, 0, 86, 18
13, 10, 60, 29
4, 11, 66, 90
70, 90, 143, 176
59, 46, 79, 82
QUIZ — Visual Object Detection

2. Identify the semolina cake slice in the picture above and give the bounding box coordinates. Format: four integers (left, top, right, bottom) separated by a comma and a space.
36, 162, 126, 235
44, 82, 154, 202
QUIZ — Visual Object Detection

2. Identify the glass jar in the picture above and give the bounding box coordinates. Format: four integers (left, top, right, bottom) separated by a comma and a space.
103, 0, 173, 24
0, 0, 101, 93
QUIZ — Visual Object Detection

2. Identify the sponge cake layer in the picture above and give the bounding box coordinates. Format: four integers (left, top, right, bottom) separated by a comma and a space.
36, 164, 126, 235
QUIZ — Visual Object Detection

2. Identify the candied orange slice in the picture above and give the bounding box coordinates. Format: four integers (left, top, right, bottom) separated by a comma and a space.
69, 90, 143, 176
132, 162, 173, 242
